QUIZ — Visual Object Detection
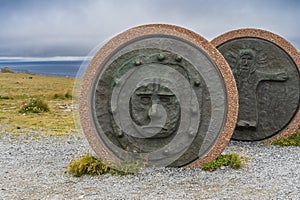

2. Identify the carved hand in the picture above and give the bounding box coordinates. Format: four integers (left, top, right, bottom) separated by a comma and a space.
276, 72, 288, 81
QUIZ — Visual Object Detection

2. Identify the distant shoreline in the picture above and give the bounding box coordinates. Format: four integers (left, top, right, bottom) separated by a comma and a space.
0, 67, 76, 78
0, 59, 84, 78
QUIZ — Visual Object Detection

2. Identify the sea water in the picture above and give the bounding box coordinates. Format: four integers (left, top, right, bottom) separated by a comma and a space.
0, 57, 90, 77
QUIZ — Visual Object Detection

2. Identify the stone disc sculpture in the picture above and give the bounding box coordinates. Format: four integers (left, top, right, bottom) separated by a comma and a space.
79, 24, 238, 171
212, 28, 300, 141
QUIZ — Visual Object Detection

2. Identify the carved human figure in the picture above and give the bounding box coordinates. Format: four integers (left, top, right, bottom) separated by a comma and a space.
234, 49, 288, 130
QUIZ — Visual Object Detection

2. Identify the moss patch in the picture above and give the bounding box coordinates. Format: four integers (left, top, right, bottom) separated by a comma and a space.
201, 153, 244, 172
66, 154, 133, 177
271, 129, 300, 146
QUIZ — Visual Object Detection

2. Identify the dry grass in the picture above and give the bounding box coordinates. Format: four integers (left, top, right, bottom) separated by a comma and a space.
0, 72, 76, 135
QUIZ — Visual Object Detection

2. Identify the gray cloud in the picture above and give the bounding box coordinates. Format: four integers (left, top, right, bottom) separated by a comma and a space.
0, 0, 299, 57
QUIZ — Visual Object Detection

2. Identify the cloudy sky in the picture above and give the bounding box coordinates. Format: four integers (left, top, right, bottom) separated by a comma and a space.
0, 0, 299, 57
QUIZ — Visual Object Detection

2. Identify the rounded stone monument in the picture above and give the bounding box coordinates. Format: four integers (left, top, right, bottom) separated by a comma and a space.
212, 28, 300, 141
78, 24, 238, 171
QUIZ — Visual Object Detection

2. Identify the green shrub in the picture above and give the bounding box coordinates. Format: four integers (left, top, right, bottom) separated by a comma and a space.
64, 90, 72, 99
202, 153, 243, 172
271, 129, 300, 146
53, 93, 62, 99
19, 98, 50, 114
0, 95, 13, 100
66, 154, 132, 177
53, 90, 72, 100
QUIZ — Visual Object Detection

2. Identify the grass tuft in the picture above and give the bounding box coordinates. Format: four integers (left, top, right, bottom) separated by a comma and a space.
201, 153, 244, 172
19, 98, 50, 114
66, 154, 133, 177
270, 129, 300, 146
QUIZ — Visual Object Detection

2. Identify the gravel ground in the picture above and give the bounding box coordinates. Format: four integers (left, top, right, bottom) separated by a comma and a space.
0, 131, 299, 200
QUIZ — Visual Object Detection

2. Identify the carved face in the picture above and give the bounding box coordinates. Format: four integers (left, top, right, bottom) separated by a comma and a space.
239, 52, 254, 70
130, 83, 180, 138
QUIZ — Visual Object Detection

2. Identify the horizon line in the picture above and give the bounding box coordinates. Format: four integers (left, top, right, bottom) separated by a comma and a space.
0, 56, 92, 62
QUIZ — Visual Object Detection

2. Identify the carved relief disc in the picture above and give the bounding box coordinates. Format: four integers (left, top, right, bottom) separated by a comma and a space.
79, 24, 238, 170
212, 28, 300, 141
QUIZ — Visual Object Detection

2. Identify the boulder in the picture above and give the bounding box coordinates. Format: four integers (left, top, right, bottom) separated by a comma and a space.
1, 67, 16, 73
